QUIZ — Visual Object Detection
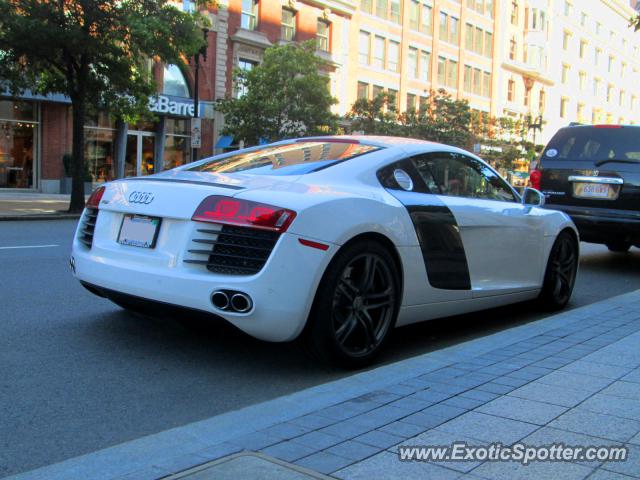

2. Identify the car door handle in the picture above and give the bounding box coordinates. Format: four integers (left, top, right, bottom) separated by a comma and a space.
567, 176, 624, 185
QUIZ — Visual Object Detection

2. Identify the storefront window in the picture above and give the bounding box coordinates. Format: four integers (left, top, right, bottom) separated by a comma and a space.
85, 127, 116, 182
85, 112, 116, 182
163, 118, 191, 170
0, 100, 38, 189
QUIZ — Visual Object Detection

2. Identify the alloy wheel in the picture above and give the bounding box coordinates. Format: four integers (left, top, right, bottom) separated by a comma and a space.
331, 253, 397, 358
549, 236, 577, 305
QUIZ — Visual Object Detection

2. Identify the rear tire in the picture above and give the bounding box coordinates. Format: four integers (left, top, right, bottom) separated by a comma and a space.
300, 239, 401, 368
606, 241, 631, 253
538, 231, 578, 311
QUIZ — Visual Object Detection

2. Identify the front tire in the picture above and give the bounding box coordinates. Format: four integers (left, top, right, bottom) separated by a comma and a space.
538, 231, 578, 311
302, 240, 401, 368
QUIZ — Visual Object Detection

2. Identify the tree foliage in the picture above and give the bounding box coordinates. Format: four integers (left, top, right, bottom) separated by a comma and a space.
348, 92, 402, 135
217, 42, 338, 146
0, 0, 209, 211
402, 89, 472, 147
347, 88, 542, 172
632, 13, 640, 32
350, 89, 473, 149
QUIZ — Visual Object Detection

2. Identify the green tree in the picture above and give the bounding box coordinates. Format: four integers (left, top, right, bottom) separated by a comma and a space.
0, 1, 209, 212
632, 13, 640, 32
403, 89, 472, 148
348, 92, 402, 135
218, 42, 338, 146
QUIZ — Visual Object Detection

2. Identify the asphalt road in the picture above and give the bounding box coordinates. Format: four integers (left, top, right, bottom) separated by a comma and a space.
2, 219, 640, 477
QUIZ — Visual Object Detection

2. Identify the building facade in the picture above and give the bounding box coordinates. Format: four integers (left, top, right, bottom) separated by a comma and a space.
1, 0, 639, 192
494, 0, 640, 144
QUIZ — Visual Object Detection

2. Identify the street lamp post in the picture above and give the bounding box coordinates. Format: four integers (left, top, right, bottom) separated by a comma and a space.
527, 114, 544, 146
192, 28, 209, 162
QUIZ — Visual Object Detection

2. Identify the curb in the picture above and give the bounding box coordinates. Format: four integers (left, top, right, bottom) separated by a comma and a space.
0, 214, 81, 221
8, 289, 640, 480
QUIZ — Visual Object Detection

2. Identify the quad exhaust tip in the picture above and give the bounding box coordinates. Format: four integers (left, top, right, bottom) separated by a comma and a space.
211, 290, 253, 313
230, 293, 252, 313
211, 291, 230, 310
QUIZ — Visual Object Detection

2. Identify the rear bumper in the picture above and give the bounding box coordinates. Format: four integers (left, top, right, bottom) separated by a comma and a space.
544, 204, 640, 243
71, 215, 338, 342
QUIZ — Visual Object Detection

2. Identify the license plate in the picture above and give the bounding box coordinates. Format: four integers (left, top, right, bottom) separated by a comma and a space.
118, 215, 161, 248
573, 183, 614, 199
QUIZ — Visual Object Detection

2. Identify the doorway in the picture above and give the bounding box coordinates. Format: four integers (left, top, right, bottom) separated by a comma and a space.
125, 131, 155, 177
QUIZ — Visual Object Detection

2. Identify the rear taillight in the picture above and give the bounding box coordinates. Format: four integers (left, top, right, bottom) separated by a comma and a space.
593, 124, 622, 129
530, 169, 542, 190
86, 186, 105, 208
192, 196, 296, 233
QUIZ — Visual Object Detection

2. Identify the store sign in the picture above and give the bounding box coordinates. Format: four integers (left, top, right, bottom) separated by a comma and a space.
191, 118, 202, 149
148, 95, 195, 117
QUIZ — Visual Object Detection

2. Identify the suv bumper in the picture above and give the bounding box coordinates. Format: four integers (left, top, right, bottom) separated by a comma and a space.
544, 204, 640, 245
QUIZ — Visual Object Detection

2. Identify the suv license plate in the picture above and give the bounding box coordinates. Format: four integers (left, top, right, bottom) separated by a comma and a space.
118, 215, 161, 248
574, 183, 612, 199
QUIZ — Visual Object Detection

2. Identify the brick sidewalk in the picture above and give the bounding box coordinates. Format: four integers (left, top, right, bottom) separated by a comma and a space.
9, 291, 640, 480
216, 304, 640, 480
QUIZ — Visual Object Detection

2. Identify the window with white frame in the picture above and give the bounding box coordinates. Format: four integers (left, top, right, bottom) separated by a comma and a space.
241, 0, 258, 30
408, 48, 419, 78
358, 31, 370, 65
388, 41, 400, 72
236, 58, 258, 97
420, 51, 431, 82
373, 36, 385, 69
316, 19, 330, 52
281, 8, 296, 41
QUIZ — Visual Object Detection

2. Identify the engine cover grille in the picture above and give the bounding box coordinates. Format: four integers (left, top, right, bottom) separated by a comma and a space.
185, 225, 279, 275
77, 207, 98, 248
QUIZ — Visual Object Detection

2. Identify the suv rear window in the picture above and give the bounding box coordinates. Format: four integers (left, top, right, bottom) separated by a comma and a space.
186, 141, 382, 176
542, 127, 640, 162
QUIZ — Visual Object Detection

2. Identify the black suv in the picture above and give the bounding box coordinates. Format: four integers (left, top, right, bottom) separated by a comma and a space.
531, 125, 640, 252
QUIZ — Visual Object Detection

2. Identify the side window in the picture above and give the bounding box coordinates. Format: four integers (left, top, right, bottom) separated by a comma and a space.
412, 152, 517, 202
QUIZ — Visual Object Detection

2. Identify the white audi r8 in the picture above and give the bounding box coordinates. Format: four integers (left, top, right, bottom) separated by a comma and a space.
71, 136, 579, 366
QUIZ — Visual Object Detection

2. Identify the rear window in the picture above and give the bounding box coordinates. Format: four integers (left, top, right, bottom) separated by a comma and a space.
542, 127, 640, 162
186, 141, 383, 176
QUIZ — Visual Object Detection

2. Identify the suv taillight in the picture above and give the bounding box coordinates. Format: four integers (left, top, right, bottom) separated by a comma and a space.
192, 196, 296, 233
530, 169, 542, 190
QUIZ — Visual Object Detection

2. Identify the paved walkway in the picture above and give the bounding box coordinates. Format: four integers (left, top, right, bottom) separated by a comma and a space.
0, 192, 80, 219
8, 291, 640, 480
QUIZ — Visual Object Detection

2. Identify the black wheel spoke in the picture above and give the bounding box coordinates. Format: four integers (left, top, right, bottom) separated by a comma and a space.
336, 314, 358, 344
557, 270, 570, 290
360, 255, 377, 292
364, 288, 393, 310
355, 310, 376, 347
337, 278, 358, 303
559, 254, 575, 271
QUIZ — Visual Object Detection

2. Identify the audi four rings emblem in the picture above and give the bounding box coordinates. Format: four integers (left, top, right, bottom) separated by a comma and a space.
129, 191, 154, 204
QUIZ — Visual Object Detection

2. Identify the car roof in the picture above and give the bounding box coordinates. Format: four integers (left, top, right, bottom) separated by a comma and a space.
563, 124, 640, 130
284, 135, 440, 148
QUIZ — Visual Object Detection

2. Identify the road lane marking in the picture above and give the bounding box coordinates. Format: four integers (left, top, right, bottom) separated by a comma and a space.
0, 244, 60, 250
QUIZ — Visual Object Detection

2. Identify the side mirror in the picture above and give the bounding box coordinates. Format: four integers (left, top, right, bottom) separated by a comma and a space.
522, 187, 545, 207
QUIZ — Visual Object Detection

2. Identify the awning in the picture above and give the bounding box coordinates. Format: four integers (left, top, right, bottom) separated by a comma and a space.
215, 135, 233, 148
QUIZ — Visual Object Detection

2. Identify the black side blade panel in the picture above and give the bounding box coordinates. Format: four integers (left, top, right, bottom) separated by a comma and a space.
407, 205, 471, 290
388, 189, 471, 291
